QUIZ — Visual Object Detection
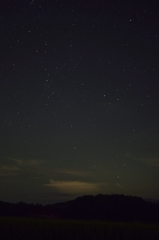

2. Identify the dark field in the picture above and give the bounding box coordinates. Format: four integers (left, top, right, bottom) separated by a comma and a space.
0, 217, 159, 240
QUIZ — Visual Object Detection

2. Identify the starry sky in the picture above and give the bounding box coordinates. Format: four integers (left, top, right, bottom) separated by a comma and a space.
0, 0, 159, 204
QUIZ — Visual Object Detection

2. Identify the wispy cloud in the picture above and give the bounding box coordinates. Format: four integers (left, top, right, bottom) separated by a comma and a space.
125, 153, 159, 167
1, 156, 45, 179
144, 157, 159, 166
0, 165, 20, 176
44, 179, 108, 194
55, 169, 88, 176
7, 157, 42, 166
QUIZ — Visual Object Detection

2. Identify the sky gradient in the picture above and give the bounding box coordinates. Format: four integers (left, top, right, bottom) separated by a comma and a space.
0, 0, 159, 204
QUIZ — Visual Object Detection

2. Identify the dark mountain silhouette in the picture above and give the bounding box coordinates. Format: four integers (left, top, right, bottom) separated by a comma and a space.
144, 198, 159, 203
0, 194, 159, 222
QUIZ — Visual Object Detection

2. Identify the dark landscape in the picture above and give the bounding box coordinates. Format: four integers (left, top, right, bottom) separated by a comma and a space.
1, 0, 159, 239
0, 194, 159, 240
0, 194, 159, 222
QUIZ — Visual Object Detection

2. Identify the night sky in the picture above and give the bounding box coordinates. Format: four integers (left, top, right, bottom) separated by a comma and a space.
0, 0, 159, 204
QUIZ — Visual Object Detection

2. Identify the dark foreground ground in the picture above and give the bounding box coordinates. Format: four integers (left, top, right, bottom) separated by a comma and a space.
1, 194, 159, 222
0, 217, 159, 240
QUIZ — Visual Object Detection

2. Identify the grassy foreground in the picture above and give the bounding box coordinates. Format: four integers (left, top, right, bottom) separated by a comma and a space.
0, 217, 159, 240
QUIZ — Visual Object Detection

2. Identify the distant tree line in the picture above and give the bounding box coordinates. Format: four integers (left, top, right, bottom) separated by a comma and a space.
0, 194, 159, 222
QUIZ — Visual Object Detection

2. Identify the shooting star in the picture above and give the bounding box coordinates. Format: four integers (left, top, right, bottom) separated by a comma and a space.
56, 62, 67, 73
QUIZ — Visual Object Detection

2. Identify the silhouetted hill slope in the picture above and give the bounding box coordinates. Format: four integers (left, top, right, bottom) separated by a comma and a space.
145, 198, 159, 203
0, 194, 159, 222
48, 194, 159, 222
0, 201, 45, 217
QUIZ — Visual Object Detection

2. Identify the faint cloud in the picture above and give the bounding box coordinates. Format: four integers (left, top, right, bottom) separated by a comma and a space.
0, 166, 20, 171
145, 157, 159, 167
125, 153, 159, 167
55, 169, 88, 176
44, 179, 108, 194
2, 156, 44, 178
7, 157, 42, 166
0, 165, 20, 176
5, 157, 23, 165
